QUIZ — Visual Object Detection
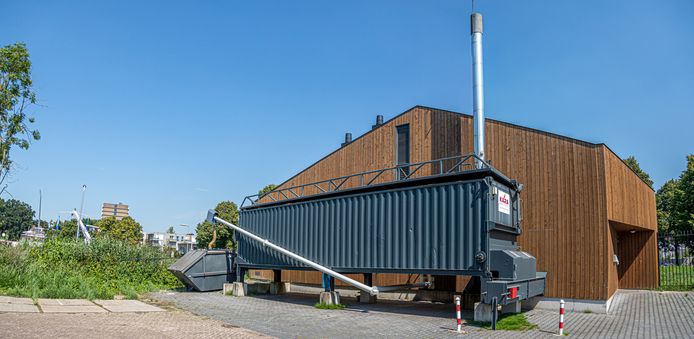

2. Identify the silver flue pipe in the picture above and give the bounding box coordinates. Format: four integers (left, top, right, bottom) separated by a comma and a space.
209, 210, 379, 296
471, 12, 485, 168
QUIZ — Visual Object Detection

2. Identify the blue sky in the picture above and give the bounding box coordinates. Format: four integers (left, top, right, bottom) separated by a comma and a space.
2, 0, 692, 233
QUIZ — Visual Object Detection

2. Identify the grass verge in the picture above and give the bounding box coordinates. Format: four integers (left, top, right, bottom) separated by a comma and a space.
0, 237, 182, 299
658, 266, 694, 291
314, 302, 346, 310
470, 313, 538, 331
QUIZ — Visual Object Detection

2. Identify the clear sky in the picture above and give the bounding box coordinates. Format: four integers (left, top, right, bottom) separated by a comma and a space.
2, 0, 692, 233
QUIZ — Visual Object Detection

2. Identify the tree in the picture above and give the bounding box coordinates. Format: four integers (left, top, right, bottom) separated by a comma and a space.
656, 155, 694, 233
657, 179, 679, 232
49, 219, 78, 240
0, 198, 35, 240
623, 156, 653, 189
671, 155, 694, 232
96, 216, 143, 245
167, 226, 175, 234
258, 184, 277, 196
195, 201, 238, 249
0, 43, 41, 196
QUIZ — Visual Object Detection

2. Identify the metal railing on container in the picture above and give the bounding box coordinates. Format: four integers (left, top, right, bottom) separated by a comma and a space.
242, 153, 492, 207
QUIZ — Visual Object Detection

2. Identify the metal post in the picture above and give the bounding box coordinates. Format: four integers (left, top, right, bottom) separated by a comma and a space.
37, 189, 42, 228
364, 273, 373, 287
455, 296, 462, 333
675, 238, 680, 266
491, 297, 498, 330
559, 299, 565, 336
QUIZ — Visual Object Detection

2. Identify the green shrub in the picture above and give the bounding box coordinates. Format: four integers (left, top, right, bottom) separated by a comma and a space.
0, 237, 182, 299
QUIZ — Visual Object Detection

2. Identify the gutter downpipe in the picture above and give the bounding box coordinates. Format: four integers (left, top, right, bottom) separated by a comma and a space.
471, 12, 485, 168
209, 210, 379, 296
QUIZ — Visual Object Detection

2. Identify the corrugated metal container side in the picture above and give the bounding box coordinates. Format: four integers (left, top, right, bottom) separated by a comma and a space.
238, 177, 519, 276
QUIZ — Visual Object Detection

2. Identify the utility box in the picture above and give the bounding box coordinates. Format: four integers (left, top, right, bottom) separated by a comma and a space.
168, 249, 235, 291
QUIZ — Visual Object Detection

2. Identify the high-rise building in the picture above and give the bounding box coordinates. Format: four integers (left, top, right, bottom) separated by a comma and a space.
101, 202, 129, 220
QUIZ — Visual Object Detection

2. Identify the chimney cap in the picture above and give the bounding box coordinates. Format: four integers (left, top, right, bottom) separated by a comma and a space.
471, 12, 483, 34
341, 132, 353, 147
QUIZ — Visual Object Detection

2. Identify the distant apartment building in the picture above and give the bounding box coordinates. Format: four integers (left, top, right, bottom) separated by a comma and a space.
101, 202, 129, 220
143, 231, 196, 254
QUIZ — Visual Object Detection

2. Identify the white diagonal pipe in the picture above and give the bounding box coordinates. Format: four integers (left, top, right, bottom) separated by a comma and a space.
71, 210, 91, 243
211, 211, 379, 296
471, 12, 485, 168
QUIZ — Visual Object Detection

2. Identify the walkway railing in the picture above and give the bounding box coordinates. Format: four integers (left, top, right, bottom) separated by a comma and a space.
242, 153, 490, 207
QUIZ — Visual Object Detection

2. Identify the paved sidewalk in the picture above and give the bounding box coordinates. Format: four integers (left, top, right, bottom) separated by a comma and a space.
0, 296, 269, 338
0, 310, 270, 338
0, 297, 165, 314
151, 289, 694, 338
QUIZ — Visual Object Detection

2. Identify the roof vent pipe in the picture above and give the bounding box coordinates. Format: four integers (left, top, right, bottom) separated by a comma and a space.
342, 132, 353, 147
471, 12, 485, 168
372, 115, 384, 129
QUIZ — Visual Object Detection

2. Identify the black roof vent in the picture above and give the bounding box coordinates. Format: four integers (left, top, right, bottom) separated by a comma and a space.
372, 115, 384, 129
341, 132, 353, 147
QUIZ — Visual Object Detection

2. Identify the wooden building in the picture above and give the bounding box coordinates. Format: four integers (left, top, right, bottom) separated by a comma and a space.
256, 106, 657, 303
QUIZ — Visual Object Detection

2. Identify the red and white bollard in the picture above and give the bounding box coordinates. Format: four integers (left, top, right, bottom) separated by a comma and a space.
558, 299, 565, 336
455, 296, 462, 333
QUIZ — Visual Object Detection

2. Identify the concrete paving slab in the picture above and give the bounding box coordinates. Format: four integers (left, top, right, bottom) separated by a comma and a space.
40, 304, 107, 313
93, 299, 164, 313
0, 296, 34, 305
37, 299, 94, 306
0, 303, 39, 313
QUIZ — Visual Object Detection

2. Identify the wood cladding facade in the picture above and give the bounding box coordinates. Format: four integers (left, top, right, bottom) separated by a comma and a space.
262, 106, 657, 301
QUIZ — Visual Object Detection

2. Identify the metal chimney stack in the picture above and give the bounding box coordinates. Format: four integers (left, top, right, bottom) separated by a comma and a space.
471, 12, 485, 167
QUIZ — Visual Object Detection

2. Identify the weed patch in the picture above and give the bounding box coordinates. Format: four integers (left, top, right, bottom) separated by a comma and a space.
470, 313, 538, 331
0, 238, 182, 299
314, 302, 346, 310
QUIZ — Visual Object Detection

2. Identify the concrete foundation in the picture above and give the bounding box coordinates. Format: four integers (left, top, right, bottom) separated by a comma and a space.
357, 291, 377, 304
523, 295, 612, 314
319, 291, 341, 305
269, 282, 290, 295
225, 282, 247, 297
501, 300, 521, 314
473, 302, 495, 323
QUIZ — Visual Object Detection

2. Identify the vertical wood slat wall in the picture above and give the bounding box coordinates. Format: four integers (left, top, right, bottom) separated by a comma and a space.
265, 106, 656, 301
603, 149, 659, 295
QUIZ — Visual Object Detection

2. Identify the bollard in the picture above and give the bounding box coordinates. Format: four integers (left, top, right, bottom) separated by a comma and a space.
455, 296, 462, 332
559, 299, 565, 336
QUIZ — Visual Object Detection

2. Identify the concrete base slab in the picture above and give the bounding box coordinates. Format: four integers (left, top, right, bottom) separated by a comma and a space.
93, 300, 164, 313
223, 283, 234, 295
501, 300, 521, 314
40, 305, 107, 313
523, 296, 611, 314
230, 282, 248, 297
0, 296, 34, 305
319, 291, 341, 305
473, 302, 495, 323
269, 282, 289, 295
358, 291, 377, 304
0, 303, 39, 313
37, 299, 94, 306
